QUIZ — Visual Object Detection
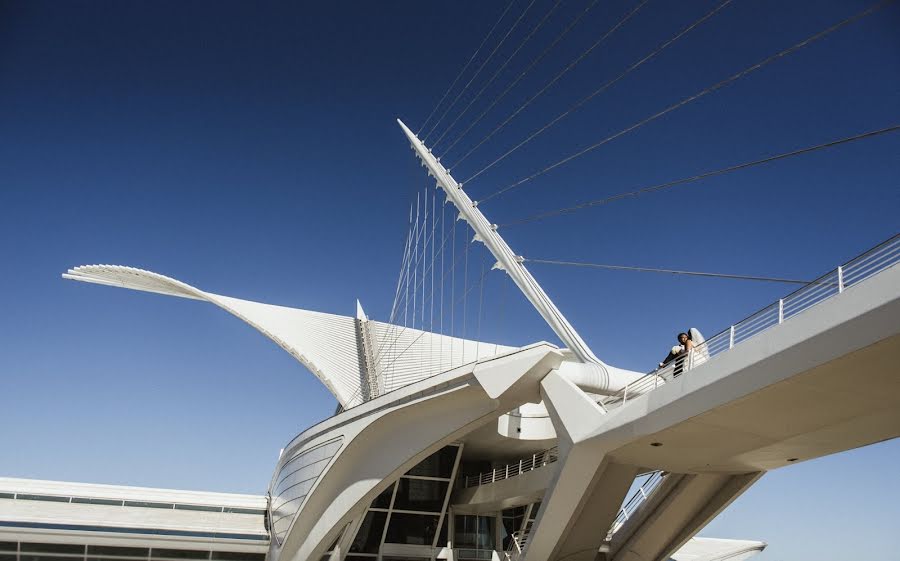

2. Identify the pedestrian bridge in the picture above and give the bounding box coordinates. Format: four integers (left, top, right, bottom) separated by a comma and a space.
443, 235, 899, 561
519, 235, 900, 561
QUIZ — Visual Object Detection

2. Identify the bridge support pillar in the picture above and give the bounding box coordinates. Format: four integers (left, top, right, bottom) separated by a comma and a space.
610, 471, 764, 561
523, 370, 637, 561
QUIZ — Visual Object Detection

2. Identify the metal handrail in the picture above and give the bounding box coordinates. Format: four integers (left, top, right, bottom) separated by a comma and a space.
507, 527, 531, 555
606, 471, 665, 540
601, 234, 899, 410
461, 447, 559, 488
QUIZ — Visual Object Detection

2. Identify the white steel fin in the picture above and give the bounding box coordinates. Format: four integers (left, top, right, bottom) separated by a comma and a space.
397, 118, 605, 367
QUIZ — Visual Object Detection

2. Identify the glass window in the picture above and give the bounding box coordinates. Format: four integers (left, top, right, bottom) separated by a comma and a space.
151, 549, 209, 559
349, 511, 387, 554
16, 494, 69, 503
21, 544, 85, 554
124, 501, 174, 509
384, 513, 439, 545
89, 557, 153, 561
72, 497, 123, 506
0, 493, 14, 499
370, 483, 394, 509
222, 507, 266, 515
437, 515, 448, 547
405, 446, 457, 478
392, 478, 448, 513
22, 555, 81, 561
210, 553, 265, 561
0, 555, 15, 561
0, 544, 16, 552
88, 546, 149, 557
174, 504, 221, 513
501, 505, 526, 549
454, 515, 495, 549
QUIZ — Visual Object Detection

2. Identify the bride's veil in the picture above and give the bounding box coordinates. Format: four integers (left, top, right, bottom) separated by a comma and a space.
689, 327, 710, 366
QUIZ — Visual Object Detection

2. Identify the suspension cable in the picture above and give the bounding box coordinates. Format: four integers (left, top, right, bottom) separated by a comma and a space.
526, 258, 812, 284
432, 0, 554, 149
374, 200, 467, 372
465, 0, 734, 185
502, 124, 900, 226
480, 0, 894, 203
441, 0, 601, 159
424, 0, 533, 142
418, 0, 517, 135
451, 0, 651, 169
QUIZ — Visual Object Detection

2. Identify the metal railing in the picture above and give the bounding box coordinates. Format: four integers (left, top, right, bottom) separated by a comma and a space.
505, 527, 531, 560
461, 447, 559, 488
601, 234, 900, 410
606, 471, 665, 540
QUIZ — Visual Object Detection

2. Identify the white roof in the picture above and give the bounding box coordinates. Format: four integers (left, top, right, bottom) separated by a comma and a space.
63, 265, 515, 407
671, 537, 766, 561
0, 477, 267, 551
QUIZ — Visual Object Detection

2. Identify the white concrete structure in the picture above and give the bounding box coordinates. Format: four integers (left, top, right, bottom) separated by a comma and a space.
34, 123, 900, 561
0, 477, 267, 561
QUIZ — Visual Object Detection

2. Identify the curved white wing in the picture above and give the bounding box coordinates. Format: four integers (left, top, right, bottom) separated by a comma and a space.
64, 265, 362, 406
63, 265, 518, 407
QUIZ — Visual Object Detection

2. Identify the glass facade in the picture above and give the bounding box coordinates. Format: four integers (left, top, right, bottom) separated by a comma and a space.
404, 447, 456, 479
392, 479, 448, 513
501, 506, 526, 550
349, 511, 387, 554
453, 515, 495, 550
271, 437, 343, 544
0, 543, 264, 561
346, 445, 460, 558
384, 513, 440, 546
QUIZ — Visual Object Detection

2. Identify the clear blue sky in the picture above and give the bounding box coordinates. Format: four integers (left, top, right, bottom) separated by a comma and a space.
1, 1, 898, 559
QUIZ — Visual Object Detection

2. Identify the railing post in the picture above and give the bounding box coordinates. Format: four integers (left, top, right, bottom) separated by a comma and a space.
506, 464, 509, 479
729, 325, 734, 349
778, 299, 784, 324
837, 266, 844, 293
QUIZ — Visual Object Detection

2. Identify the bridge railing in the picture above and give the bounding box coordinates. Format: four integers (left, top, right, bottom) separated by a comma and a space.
461, 446, 559, 488
601, 234, 900, 409
606, 471, 665, 540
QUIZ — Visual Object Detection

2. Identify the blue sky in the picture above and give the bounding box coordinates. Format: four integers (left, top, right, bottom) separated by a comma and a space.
1, 1, 898, 559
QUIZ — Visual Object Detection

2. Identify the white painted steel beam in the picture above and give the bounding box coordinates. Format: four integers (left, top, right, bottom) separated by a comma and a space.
398, 119, 602, 367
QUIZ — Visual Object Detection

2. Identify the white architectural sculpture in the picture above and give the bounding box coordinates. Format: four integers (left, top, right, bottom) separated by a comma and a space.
4, 122, 896, 561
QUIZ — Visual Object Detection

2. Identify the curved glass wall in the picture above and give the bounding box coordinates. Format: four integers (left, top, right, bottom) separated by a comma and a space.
271, 437, 343, 545
347, 445, 461, 559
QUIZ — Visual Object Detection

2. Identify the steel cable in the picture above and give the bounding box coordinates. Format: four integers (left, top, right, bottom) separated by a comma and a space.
464, 0, 734, 185
432, 0, 557, 149
441, 0, 602, 160
500, 123, 900, 226
451, 0, 651, 169
480, 0, 894, 203
424, 0, 535, 142
418, 0, 518, 135
526, 258, 812, 284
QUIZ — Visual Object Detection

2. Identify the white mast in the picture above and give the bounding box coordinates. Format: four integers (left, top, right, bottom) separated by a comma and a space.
398, 119, 606, 368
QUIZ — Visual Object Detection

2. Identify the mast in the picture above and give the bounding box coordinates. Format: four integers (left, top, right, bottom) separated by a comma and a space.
398, 119, 605, 367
